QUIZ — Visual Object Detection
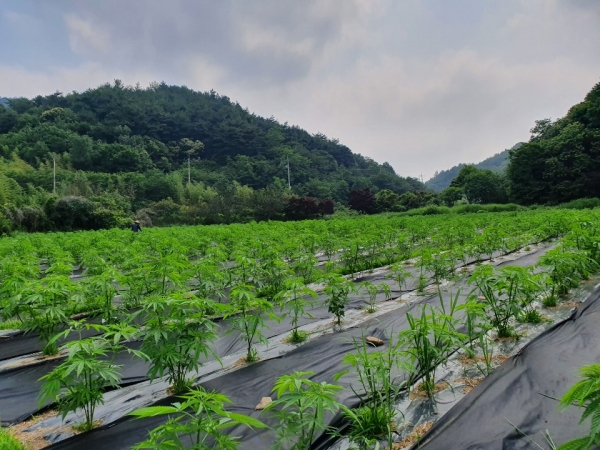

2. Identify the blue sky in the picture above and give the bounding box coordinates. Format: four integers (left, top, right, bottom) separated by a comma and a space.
1, 0, 599, 179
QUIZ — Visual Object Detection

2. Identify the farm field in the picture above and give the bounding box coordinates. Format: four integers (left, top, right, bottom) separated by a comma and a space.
1, 208, 600, 450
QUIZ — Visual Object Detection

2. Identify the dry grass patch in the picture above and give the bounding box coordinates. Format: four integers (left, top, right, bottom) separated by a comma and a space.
458, 354, 492, 366
9, 410, 59, 450
392, 422, 434, 449
495, 354, 509, 364
455, 376, 484, 393
409, 381, 449, 400
548, 301, 581, 310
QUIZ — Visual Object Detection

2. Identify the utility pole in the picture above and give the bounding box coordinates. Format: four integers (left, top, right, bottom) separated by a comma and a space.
188, 154, 191, 185
53, 156, 56, 194
286, 155, 291, 190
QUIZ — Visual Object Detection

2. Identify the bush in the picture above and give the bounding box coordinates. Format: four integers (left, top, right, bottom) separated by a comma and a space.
284, 197, 322, 221
20, 206, 48, 232
452, 203, 524, 214
557, 197, 600, 210
149, 198, 184, 226
49, 195, 96, 231
92, 208, 129, 230
0, 211, 12, 236
403, 205, 451, 216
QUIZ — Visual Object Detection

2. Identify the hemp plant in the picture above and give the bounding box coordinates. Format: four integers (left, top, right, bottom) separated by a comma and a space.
386, 263, 414, 292
276, 278, 317, 343
39, 323, 142, 431
539, 247, 598, 306
555, 363, 600, 450
324, 275, 357, 325
10, 275, 75, 355
263, 371, 344, 450
228, 284, 275, 362
140, 292, 224, 394
82, 266, 122, 322
359, 281, 390, 313
131, 388, 266, 450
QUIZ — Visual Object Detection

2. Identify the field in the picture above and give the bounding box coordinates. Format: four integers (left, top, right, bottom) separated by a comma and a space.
1, 209, 599, 450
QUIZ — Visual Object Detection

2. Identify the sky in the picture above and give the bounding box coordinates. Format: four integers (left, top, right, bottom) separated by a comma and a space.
1, 0, 599, 180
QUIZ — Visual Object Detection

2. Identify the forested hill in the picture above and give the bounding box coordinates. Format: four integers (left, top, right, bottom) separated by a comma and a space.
507, 80, 600, 204
0, 81, 423, 202
425, 144, 520, 192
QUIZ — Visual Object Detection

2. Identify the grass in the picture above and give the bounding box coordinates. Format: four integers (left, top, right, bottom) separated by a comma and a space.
517, 308, 545, 324
0, 427, 26, 450
0, 318, 22, 330
345, 406, 394, 444
542, 295, 558, 307
287, 330, 309, 344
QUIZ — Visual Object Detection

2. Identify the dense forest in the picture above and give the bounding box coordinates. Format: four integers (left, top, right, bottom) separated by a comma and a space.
0, 81, 425, 233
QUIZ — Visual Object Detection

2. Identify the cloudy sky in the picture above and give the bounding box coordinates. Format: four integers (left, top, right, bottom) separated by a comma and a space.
1, 0, 599, 179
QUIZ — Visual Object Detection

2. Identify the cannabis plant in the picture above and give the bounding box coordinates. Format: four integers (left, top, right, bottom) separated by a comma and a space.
131, 388, 266, 449
228, 284, 275, 362
556, 364, 600, 450
324, 275, 357, 325
140, 293, 223, 394
39, 323, 142, 431
263, 371, 344, 450
339, 335, 412, 448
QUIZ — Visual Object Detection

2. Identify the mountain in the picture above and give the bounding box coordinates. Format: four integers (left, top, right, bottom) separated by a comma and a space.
425, 144, 521, 192
0, 81, 424, 206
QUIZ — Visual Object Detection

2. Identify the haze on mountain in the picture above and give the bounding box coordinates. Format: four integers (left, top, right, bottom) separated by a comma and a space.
426, 143, 521, 192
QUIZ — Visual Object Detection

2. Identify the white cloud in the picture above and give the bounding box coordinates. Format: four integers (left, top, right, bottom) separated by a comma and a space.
64, 14, 110, 56
1, 0, 599, 180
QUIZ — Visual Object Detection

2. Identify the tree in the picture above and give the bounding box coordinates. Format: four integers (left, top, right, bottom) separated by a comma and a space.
375, 189, 402, 212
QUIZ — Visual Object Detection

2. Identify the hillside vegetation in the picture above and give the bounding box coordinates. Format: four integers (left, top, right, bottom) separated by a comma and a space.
0, 81, 424, 232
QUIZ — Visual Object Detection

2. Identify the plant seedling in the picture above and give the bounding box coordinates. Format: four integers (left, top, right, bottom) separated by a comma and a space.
324, 275, 357, 325
276, 278, 317, 343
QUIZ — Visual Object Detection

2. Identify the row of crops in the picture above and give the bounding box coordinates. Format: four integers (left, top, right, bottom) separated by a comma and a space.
0, 208, 599, 449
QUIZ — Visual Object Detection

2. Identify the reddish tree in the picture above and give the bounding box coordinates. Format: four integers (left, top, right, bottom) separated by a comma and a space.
284, 197, 321, 221
318, 199, 334, 215
348, 189, 377, 214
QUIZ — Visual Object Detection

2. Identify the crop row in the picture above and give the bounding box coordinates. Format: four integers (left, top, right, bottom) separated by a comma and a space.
1, 209, 599, 449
